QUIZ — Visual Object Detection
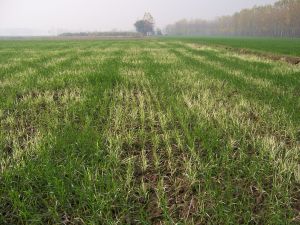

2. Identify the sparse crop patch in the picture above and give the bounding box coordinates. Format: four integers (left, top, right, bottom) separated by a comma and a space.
0, 39, 299, 224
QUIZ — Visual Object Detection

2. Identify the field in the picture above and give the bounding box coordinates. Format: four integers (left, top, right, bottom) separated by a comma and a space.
172, 37, 300, 57
0, 39, 299, 224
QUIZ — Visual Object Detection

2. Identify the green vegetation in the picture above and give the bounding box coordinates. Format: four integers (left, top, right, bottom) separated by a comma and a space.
0, 39, 299, 224
170, 37, 300, 57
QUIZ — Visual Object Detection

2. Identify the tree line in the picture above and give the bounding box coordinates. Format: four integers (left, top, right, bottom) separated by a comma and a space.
165, 0, 300, 37
59, 32, 142, 37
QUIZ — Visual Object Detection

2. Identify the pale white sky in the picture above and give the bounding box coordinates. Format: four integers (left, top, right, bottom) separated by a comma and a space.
0, 0, 277, 35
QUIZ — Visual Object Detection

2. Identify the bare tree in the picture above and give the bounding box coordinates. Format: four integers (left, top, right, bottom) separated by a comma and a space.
166, 0, 300, 37
134, 12, 155, 36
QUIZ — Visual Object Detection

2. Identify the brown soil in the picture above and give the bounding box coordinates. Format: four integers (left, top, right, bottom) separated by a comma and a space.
223, 46, 300, 65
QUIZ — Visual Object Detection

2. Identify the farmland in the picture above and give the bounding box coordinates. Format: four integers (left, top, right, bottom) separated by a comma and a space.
0, 39, 299, 224
173, 37, 300, 57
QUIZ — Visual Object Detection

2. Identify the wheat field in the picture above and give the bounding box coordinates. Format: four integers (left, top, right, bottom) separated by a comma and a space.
0, 39, 299, 224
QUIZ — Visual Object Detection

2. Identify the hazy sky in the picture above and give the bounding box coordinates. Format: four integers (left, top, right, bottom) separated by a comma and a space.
0, 0, 277, 35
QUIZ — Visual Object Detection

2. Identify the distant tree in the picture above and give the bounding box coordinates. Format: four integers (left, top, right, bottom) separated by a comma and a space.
165, 0, 300, 37
134, 12, 155, 36
156, 28, 163, 36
